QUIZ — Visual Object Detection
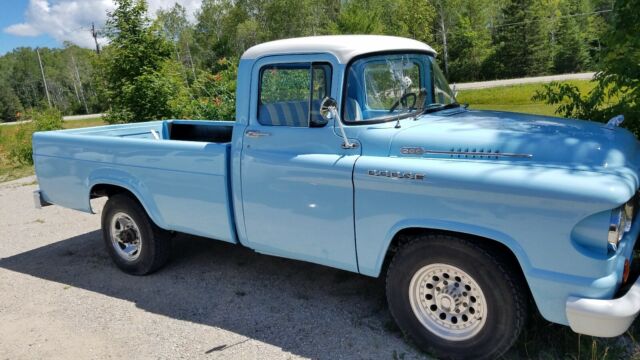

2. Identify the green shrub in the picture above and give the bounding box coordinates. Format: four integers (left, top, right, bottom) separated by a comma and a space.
8, 108, 63, 165
170, 57, 237, 120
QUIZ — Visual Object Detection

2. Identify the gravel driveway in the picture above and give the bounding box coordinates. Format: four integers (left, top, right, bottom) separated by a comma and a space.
0, 176, 428, 360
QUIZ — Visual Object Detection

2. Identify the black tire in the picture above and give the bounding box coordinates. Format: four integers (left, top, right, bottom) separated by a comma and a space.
101, 193, 172, 275
386, 234, 527, 360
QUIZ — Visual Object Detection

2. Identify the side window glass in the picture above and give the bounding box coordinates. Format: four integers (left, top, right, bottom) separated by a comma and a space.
259, 65, 310, 127
310, 64, 332, 127
258, 63, 332, 127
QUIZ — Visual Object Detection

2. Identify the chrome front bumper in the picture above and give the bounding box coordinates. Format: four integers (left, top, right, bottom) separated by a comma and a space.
33, 190, 51, 209
566, 275, 640, 337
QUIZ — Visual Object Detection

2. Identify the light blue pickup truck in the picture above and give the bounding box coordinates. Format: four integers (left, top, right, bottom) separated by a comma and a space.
32, 36, 640, 359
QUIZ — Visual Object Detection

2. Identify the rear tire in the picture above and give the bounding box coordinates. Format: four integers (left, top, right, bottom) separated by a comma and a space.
101, 193, 172, 275
386, 234, 527, 360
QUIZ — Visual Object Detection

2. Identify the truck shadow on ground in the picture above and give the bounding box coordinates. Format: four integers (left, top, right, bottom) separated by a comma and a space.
0, 231, 429, 359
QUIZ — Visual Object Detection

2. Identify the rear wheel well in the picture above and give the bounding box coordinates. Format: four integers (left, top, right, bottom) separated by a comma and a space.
91, 184, 137, 200
90, 184, 145, 214
380, 228, 530, 296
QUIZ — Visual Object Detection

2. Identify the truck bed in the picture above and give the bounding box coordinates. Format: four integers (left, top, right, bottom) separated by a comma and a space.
33, 120, 236, 243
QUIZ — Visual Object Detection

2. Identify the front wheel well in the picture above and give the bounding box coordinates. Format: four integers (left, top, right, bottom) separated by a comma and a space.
380, 228, 531, 295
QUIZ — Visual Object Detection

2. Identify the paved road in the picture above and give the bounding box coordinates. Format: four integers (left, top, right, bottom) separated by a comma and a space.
62, 113, 104, 121
455, 72, 595, 90
0, 113, 103, 127
0, 176, 428, 360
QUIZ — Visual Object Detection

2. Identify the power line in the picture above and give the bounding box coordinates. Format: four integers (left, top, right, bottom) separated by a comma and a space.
492, 9, 613, 28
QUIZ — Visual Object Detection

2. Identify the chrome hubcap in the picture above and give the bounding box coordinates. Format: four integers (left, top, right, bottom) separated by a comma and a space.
409, 263, 487, 341
110, 212, 142, 261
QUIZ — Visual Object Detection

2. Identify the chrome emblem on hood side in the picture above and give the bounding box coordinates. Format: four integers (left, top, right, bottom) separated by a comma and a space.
400, 147, 532, 159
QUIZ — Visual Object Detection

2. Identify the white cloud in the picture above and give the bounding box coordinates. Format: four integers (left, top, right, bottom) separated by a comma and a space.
4, 0, 202, 48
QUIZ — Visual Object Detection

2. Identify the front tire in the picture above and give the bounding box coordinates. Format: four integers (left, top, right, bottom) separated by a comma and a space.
386, 234, 527, 359
101, 194, 172, 275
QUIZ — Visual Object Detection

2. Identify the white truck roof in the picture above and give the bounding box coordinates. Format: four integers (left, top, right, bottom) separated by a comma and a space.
241, 35, 436, 63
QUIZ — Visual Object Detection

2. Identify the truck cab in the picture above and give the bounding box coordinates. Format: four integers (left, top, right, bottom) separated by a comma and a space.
33, 35, 640, 359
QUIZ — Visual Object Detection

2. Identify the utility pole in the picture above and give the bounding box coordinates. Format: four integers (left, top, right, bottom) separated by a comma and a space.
71, 55, 89, 114
91, 23, 101, 54
436, 1, 449, 77
36, 48, 52, 107
185, 40, 197, 79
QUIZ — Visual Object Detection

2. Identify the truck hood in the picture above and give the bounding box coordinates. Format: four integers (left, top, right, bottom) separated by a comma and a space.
371, 109, 640, 171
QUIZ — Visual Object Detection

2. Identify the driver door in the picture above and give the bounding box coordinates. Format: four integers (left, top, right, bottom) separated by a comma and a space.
240, 55, 360, 272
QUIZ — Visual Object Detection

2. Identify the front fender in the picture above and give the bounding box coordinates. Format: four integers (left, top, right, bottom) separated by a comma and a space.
363, 218, 533, 278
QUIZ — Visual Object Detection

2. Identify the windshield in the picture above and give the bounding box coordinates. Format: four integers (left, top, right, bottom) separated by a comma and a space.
343, 53, 457, 124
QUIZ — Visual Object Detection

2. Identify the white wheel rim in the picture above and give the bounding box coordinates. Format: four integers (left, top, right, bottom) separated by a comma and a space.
110, 212, 142, 261
409, 263, 487, 341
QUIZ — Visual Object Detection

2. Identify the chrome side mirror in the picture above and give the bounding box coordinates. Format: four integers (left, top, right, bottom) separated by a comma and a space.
320, 97, 338, 121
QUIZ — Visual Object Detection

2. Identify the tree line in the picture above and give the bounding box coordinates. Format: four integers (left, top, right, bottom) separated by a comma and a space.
0, 0, 617, 122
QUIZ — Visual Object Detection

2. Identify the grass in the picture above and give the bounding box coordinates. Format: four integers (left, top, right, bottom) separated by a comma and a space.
505, 312, 639, 359
457, 80, 595, 117
0, 118, 106, 183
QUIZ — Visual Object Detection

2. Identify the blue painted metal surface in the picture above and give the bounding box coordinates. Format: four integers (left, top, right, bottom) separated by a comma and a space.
32, 47, 640, 330
33, 120, 236, 243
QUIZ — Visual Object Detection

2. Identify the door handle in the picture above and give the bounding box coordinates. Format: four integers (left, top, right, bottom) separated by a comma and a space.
245, 130, 271, 138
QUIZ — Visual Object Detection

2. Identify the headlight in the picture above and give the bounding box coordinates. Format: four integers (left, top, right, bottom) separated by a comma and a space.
624, 197, 636, 232
608, 208, 625, 249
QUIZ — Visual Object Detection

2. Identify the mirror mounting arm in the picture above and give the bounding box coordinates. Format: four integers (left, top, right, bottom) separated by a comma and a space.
320, 97, 357, 149
330, 107, 357, 149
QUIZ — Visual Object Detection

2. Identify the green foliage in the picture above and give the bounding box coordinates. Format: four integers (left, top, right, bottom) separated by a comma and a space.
445, 0, 495, 82
0, 84, 24, 122
0, 45, 102, 120
100, 0, 175, 123
8, 108, 64, 165
260, 66, 310, 103
170, 58, 237, 120
534, 0, 640, 134
491, 0, 552, 78
554, 0, 591, 73
0, 0, 620, 127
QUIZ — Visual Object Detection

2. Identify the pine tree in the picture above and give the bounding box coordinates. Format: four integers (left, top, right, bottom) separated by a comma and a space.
493, 0, 552, 77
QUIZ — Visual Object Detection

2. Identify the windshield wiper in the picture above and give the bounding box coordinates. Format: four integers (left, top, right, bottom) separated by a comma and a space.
421, 102, 462, 114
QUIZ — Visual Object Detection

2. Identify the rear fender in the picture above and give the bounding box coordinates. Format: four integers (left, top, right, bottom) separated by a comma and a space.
87, 168, 168, 230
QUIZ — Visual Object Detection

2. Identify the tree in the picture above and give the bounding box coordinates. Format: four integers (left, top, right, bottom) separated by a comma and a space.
331, 0, 386, 34
99, 0, 177, 123
156, 3, 197, 80
443, 0, 496, 82
0, 84, 24, 122
534, 0, 640, 134
553, 0, 591, 73
491, 0, 553, 78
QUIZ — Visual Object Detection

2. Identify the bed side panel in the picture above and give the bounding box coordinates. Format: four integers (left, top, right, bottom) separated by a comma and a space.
33, 131, 234, 243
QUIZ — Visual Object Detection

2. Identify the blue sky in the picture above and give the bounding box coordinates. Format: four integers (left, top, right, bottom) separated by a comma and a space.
0, 0, 58, 54
0, 0, 202, 55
